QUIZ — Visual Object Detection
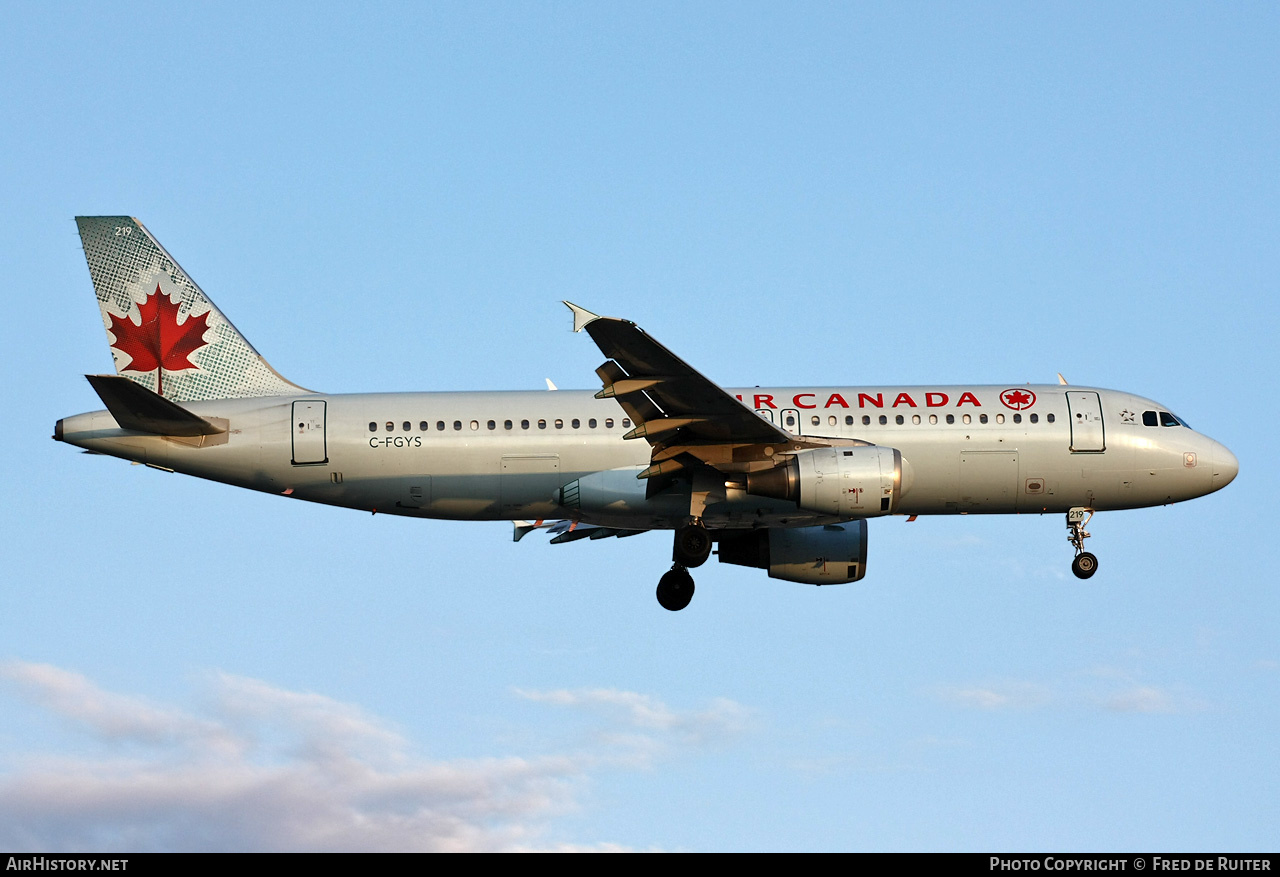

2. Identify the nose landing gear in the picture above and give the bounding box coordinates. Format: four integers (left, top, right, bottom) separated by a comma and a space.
1067, 507, 1098, 579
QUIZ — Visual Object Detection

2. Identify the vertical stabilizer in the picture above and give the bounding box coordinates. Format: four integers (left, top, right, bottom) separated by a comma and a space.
75, 216, 307, 402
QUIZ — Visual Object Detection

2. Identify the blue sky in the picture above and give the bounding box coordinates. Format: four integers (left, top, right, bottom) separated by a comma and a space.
1, 2, 1276, 851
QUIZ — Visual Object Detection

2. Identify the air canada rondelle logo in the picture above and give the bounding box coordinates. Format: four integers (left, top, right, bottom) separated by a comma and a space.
1000, 388, 1036, 411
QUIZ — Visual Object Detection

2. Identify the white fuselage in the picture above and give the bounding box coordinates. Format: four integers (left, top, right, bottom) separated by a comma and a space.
56, 383, 1237, 530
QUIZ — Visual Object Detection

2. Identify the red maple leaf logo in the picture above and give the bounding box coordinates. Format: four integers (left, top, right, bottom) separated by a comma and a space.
1001, 388, 1036, 410
107, 285, 210, 394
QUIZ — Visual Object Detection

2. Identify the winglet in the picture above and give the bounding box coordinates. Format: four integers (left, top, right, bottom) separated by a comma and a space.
1057, 373, 1069, 385
563, 301, 601, 333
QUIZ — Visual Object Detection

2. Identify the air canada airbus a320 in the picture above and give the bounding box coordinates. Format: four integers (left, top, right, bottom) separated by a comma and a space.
56, 217, 1239, 610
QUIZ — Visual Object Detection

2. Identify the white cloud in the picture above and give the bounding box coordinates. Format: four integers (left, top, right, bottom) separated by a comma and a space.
0, 661, 239, 756
514, 687, 750, 747
935, 671, 1205, 716
0, 662, 746, 852
1101, 685, 1203, 715
935, 682, 1051, 710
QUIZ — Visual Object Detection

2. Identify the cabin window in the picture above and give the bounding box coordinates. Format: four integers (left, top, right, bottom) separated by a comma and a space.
623, 418, 631, 428
419, 421, 429, 431
453, 421, 462, 431
912, 414, 921, 425
437, 421, 446, 431
963, 414, 972, 424
846, 415, 854, 425
895, 415, 904, 425
1143, 411, 1158, 426
504, 420, 513, 430
1013, 413, 1021, 424
1030, 413, 1038, 424
385, 421, 394, 432
878, 415, 887, 425
469, 420, 479, 431
946, 414, 955, 425
402, 421, 411, 431
521, 419, 530, 429
589, 418, 597, 428
929, 414, 938, 425
996, 413, 1005, 424
979, 414, 988, 424
862, 415, 870, 426
606, 418, 614, 428
572, 418, 580, 429
538, 419, 547, 429
1047, 413, 1056, 423
368, 422, 377, 432
553, 419, 562, 429
487, 420, 496, 430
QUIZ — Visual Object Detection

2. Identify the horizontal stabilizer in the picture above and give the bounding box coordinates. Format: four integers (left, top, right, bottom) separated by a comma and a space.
513, 520, 548, 542
550, 526, 598, 544
85, 374, 227, 436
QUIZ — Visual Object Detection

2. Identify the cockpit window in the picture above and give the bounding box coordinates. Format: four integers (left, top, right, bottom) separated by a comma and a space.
1160, 411, 1182, 427
1143, 411, 1158, 427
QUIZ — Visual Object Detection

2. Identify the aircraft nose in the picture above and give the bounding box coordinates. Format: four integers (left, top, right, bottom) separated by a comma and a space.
1209, 442, 1239, 491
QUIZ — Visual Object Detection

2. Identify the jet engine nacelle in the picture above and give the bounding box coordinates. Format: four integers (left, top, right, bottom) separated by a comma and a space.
717, 522, 868, 585
746, 446, 908, 517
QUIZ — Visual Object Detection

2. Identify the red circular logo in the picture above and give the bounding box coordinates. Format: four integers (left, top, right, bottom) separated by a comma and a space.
1000, 388, 1036, 410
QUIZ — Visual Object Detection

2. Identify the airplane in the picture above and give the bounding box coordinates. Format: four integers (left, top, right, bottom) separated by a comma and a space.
55, 216, 1239, 611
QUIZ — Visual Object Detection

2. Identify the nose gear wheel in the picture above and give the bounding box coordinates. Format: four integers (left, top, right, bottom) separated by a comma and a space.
1071, 552, 1098, 579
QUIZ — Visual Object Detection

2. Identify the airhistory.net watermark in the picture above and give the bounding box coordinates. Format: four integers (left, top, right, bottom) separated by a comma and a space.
5, 859, 128, 871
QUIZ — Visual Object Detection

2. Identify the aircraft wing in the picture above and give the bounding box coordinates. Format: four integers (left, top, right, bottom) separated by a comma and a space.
565, 302, 791, 448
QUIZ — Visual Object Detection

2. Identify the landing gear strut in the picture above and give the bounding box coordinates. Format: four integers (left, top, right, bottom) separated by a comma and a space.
1067, 507, 1098, 580
656, 565, 695, 611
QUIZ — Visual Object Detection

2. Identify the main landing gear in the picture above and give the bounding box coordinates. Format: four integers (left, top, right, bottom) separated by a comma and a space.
1067, 507, 1098, 580
673, 522, 712, 568
657, 523, 712, 611
656, 565, 695, 611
